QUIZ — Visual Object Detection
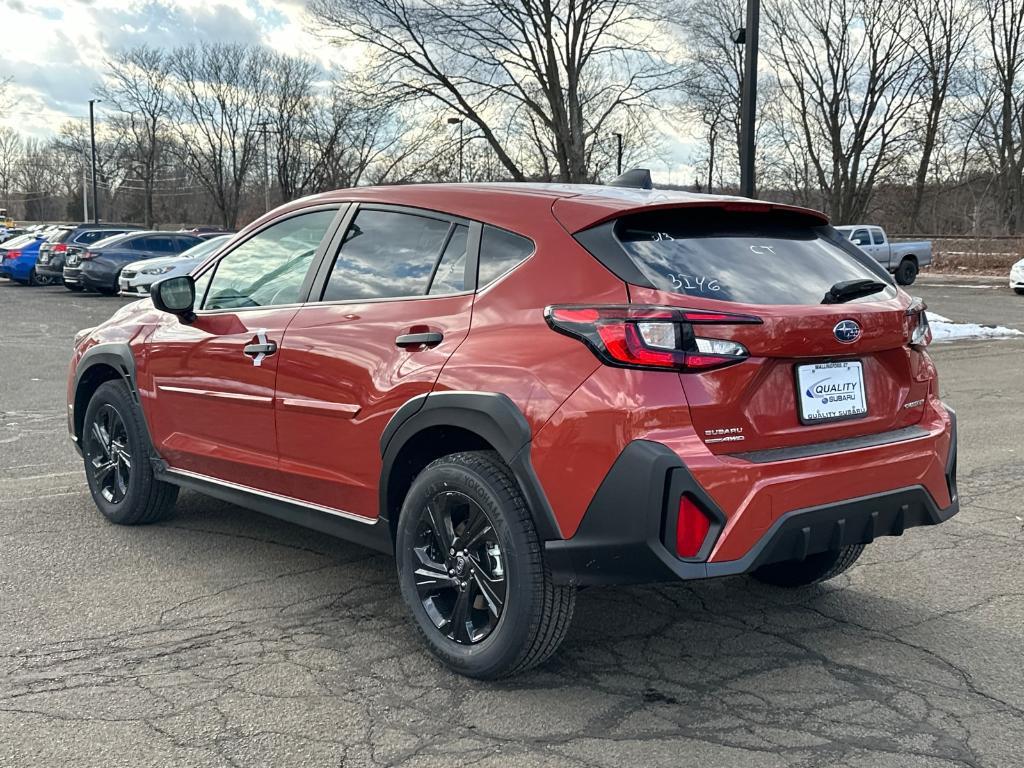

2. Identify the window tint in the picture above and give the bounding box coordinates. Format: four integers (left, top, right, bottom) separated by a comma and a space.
174, 236, 202, 252
322, 209, 451, 302
92, 232, 133, 249
871, 228, 885, 245
76, 230, 113, 245
203, 209, 335, 310
152, 237, 178, 253
850, 228, 871, 246
478, 225, 534, 286
128, 236, 156, 251
428, 224, 469, 295
611, 210, 897, 306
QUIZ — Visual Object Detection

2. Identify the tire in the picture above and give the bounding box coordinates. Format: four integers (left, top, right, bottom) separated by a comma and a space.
29, 269, 55, 287
895, 258, 918, 285
1014, 288, 1024, 296
396, 450, 576, 679
751, 544, 865, 587
65, 282, 84, 292
82, 379, 178, 525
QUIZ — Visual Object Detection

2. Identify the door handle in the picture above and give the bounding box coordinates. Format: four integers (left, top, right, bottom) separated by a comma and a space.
244, 341, 277, 355
243, 330, 277, 367
395, 331, 444, 348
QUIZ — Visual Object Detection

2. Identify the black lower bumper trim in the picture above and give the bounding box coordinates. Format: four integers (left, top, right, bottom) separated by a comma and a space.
545, 434, 958, 587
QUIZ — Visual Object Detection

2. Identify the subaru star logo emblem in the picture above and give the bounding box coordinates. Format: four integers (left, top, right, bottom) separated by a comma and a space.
834, 319, 861, 343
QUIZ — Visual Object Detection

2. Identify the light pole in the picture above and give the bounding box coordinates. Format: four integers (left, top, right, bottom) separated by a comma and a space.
255, 121, 272, 212
88, 99, 101, 223
612, 132, 623, 176
447, 117, 464, 183
732, 0, 760, 198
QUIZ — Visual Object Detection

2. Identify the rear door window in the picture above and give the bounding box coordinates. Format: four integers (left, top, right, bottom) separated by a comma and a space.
871, 228, 885, 245
428, 224, 469, 295
322, 208, 452, 302
609, 209, 896, 305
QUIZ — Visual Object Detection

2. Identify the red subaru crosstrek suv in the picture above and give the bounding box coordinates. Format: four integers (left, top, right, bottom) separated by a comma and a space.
68, 180, 957, 678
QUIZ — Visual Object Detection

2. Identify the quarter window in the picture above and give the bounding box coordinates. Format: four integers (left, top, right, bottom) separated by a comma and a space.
478, 225, 534, 286
202, 209, 336, 310
322, 209, 452, 302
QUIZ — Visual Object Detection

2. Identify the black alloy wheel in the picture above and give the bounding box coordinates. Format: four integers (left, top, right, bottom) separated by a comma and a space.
85, 403, 132, 504
396, 451, 576, 678
412, 490, 507, 645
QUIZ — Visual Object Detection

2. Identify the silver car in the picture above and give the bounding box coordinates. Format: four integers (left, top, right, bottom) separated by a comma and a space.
119, 235, 231, 296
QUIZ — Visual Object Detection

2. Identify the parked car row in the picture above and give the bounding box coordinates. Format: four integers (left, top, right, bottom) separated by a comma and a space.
1, 222, 234, 294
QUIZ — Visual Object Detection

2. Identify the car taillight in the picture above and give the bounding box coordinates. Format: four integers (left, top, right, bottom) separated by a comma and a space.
53, 243, 67, 253
676, 496, 712, 558
544, 305, 760, 372
80, 250, 96, 261
906, 298, 931, 348
8, 250, 20, 258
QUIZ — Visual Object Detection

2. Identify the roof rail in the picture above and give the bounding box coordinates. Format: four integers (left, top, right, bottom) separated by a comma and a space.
608, 168, 653, 190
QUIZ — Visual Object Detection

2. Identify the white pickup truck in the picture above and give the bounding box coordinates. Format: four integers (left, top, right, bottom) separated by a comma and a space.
835, 225, 932, 286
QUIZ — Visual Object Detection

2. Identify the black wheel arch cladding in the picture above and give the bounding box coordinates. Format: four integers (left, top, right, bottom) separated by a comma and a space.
379, 391, 563, 542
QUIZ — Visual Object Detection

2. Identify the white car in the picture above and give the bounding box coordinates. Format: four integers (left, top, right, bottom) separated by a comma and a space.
119, 235, 231, 296
1011, 258, 1024, 295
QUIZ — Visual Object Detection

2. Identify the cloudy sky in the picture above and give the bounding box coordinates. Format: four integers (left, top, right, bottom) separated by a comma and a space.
0, 0, 696, 182
0, 0, 335, 133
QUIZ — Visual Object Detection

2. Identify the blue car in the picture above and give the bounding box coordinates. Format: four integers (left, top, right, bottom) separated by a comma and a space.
0, 231, 56, 285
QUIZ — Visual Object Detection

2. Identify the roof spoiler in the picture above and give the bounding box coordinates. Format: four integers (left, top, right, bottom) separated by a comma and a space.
608, 168, 653, 190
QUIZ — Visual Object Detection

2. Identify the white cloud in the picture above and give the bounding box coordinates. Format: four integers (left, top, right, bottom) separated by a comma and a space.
0, 0, 340, 136
0, 0, 701, 182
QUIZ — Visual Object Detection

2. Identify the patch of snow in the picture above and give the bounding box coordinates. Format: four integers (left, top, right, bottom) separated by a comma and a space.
928, 311, 1024, 342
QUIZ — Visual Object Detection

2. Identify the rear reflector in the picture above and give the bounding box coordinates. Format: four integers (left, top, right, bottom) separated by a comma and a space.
545, 305, 760, 372
676, 496, 711, 558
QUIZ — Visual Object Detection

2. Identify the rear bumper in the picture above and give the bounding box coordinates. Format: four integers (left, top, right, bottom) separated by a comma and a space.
0, 257, 32, 281
63, 266, 83, 284
545, 407, 958, 586
36, 261, 64, 278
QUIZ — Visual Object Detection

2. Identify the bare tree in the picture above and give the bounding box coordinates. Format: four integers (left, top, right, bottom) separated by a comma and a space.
169, 43, 269, 228
0, 127, 22, 211
968, 0, 1024, 233
764, 0, 923, 223
310, 0, 681, 182
54, 120, 129, 222
16, 138, 68, 221
97, 46, 175, 227
265, 53, 322, 204
680, 0, 745, 189
903, 0, 977, 229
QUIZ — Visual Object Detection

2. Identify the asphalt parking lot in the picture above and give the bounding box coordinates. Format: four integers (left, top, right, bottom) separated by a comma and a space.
1, 280, 1022, 768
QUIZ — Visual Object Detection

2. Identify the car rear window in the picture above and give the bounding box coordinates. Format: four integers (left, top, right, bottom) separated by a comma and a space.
604, 209, 896, 305
47, 229, 74, 244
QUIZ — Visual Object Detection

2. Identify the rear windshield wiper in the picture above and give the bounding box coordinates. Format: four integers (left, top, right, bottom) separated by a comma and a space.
822, 279, 887, 304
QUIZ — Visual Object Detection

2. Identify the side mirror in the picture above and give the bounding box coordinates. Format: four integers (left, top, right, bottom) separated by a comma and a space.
151, 275, 196, 323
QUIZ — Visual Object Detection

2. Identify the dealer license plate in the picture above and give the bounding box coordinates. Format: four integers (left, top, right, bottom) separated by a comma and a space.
796, 361, 867, 423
